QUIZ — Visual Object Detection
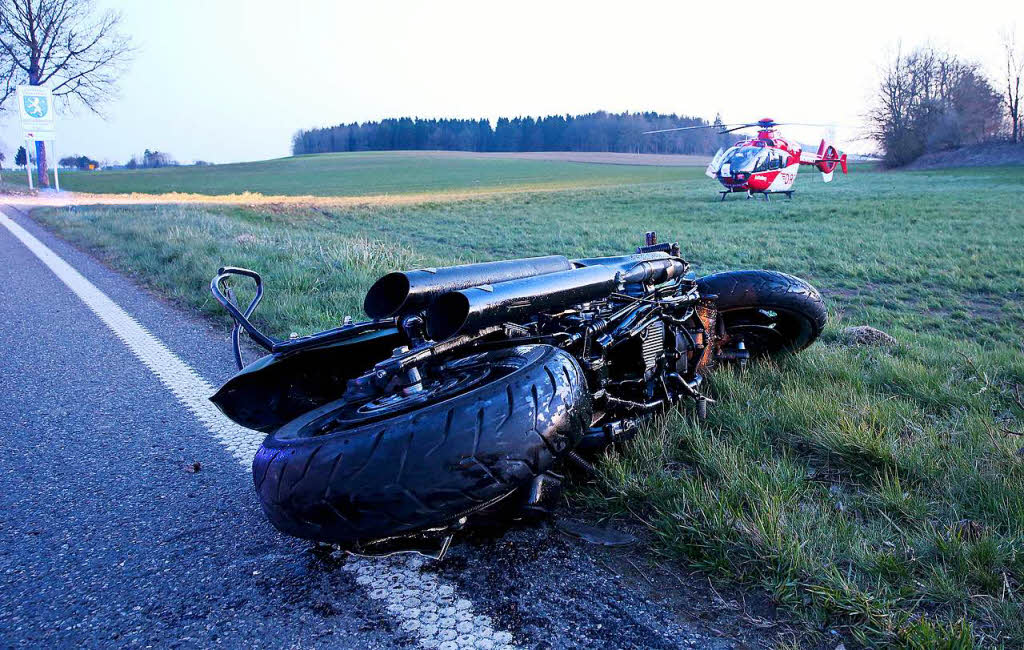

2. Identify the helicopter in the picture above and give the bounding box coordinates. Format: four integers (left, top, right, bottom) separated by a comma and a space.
644, 118, 847, 200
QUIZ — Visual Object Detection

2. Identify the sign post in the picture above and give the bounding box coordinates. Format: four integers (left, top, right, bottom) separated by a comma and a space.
50, 139, 59, 191
16, 85, 57, 190
25, 139, 33, 190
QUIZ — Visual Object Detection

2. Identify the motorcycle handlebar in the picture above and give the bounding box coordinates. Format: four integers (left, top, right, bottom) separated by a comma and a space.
211, 267, 280, 367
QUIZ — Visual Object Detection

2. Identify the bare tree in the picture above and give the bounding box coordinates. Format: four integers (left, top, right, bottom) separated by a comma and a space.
869, 44, 1003, 166
1002, 28, 1023, 143
0, 0, 133, 187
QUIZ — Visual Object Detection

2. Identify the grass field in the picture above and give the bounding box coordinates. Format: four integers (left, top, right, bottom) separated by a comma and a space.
27, 163, 1024, 647
5, 151, 702, 197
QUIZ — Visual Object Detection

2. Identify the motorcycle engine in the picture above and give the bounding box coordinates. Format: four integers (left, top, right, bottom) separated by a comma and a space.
639, 320, 665, 375
611, 320, 666, 386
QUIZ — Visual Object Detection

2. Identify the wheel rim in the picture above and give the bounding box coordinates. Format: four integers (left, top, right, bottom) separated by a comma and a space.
721, 307, 813, 357
318, 365, 492, 431
280, 351, 530, 440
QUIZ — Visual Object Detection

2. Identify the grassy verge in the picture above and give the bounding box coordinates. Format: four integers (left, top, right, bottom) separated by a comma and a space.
32, 165, 1024, 646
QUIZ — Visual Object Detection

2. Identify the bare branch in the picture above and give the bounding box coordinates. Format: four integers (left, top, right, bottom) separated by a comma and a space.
0, 0, 134, 113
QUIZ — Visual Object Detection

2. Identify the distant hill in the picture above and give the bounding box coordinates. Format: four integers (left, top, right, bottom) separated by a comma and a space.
905, 142, 1024, 169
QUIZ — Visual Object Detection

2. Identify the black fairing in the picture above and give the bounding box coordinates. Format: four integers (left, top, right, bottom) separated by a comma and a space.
211, 326, 406, 432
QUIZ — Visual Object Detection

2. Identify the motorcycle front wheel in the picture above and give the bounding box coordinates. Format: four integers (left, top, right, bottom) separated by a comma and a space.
251, 344, 591, 546
698, 269, 827, 358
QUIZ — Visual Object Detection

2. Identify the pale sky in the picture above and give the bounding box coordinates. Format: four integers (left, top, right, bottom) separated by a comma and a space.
1, 0, 1021, 164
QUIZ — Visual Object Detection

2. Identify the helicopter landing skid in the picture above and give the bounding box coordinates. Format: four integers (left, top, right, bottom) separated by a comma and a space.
719, 189, 795, 202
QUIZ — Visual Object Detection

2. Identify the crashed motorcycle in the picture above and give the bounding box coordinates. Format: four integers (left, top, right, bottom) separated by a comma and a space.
210, 233, 826, 553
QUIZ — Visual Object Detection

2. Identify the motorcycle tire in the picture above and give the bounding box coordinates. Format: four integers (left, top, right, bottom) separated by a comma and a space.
251, 344, 591, 545
697, 270, 827, 357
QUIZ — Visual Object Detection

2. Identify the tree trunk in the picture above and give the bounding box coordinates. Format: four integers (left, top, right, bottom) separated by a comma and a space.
35, 141, 49, 189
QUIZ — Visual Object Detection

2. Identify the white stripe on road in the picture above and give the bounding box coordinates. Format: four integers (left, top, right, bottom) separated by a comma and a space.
0, 208, 519, 650
0, 210, 263, 466
344, 556, 514, 649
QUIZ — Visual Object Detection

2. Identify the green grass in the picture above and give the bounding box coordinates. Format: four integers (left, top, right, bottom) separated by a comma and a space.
31, 164, 1024, 647
6, 151, 701, 196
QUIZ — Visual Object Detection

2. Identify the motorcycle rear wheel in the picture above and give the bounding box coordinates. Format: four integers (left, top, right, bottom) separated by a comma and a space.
251, 344, 591, 546
698, 269, 827, 358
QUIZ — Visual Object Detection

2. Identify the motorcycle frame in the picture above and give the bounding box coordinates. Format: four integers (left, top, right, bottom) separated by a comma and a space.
212, 245, 733, 443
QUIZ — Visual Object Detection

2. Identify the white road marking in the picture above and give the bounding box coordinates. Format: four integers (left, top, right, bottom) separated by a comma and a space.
0, 207, 519, 650
0, 210, 264, 465
345, 556, 515, 650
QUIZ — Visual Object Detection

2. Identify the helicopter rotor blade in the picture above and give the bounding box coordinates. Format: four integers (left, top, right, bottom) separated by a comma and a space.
643, 123, 748, 135
769, 122, 846, 128
718, 122, 854, 135
644, 120, 853, 136
718, 124, 760, 134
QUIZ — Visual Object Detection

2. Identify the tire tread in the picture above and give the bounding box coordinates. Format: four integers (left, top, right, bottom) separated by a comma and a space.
251, 345, 589, 545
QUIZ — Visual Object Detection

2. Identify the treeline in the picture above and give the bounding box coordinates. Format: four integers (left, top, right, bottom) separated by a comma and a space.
292, 112, 734, 156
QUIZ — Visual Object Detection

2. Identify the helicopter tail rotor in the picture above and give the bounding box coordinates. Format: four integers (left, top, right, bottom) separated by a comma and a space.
813, 138, 847, 181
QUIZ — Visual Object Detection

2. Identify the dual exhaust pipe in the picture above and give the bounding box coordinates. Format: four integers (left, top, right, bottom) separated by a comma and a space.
364, 253, 686, 341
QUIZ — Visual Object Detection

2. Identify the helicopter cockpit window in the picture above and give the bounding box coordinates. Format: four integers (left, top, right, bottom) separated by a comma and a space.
720, 146, 740, 161
726, 147, 763, 173
750, 149, 772, 173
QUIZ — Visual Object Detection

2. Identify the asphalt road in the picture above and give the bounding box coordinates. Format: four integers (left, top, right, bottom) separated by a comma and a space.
0, 202, 766, 649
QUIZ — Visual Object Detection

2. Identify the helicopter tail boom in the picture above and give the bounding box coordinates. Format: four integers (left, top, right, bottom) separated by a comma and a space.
800, 139, 847, 180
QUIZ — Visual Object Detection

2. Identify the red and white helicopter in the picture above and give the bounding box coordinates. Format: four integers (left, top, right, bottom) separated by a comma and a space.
645, 118, 847, 200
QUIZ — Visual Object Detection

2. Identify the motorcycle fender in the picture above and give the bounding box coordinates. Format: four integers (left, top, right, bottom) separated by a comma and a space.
210, 326, 405, 432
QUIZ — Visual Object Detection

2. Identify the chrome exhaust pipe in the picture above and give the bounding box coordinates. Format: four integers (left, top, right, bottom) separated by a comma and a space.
425, 266, 620, 340
363, 255, 573, 319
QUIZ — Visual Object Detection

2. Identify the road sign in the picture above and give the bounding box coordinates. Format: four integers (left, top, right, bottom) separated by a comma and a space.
17, 85, 57, 136
17, 86, 60, 191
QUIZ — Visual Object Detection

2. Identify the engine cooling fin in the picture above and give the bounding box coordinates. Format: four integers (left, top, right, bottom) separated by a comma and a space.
641, 320, 665, 372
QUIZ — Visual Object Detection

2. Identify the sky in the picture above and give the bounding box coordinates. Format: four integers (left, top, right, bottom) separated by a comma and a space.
1, 0, 1021, 164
